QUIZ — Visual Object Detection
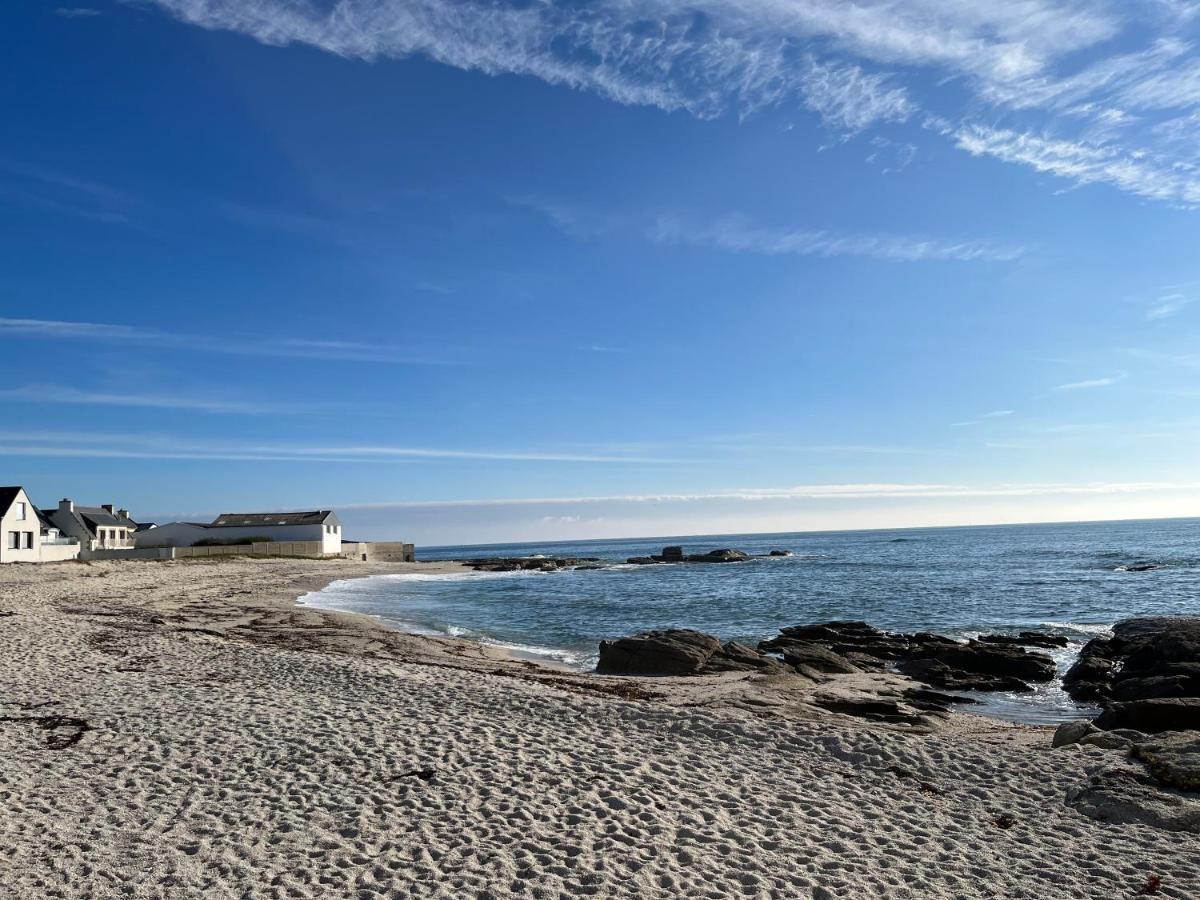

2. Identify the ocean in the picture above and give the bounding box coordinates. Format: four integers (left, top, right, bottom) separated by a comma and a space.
301, 517, 1200, 724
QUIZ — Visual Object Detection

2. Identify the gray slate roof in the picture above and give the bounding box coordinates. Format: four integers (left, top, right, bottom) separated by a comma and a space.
211, 510, 336, 527
76, 506, 134, 529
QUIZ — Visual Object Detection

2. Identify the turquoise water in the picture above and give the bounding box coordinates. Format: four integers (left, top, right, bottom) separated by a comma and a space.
302, 518, 1200, 723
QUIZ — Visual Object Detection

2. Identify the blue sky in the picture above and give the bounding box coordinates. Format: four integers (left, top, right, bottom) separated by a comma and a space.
2, 0, 1200, 544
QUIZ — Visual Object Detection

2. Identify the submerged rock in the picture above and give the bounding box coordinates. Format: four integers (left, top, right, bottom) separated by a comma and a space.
464, 556, 601, 573
624, 546, 782, 565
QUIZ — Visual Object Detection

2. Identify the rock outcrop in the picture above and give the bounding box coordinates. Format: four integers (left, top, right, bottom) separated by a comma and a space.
598, 620, 1061, 697
625, 546, 793, 565
595, 630, 789, 677
760, 620, 1057, 693
1063, 617, 1200, 704
465, 556, 601, 572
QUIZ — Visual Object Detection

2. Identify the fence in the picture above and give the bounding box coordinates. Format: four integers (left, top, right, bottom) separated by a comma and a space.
174, 541, 331, 559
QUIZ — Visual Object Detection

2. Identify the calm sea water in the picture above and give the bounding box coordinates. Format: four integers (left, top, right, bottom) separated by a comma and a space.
302, 518, 1200, 724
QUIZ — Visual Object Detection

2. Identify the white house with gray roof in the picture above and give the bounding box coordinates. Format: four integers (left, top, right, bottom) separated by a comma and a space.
45, 499, 138, 554
135, 509, 342, 554
0, 487, 81, 563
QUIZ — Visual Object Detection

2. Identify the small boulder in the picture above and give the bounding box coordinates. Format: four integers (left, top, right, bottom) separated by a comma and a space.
596, 630, 721, 676
1053, 720, 1098, 748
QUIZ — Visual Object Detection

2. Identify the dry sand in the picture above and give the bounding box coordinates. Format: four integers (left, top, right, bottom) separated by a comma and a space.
1, 558, 1196, 899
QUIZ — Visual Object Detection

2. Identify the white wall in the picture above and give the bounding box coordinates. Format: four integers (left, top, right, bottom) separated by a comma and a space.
1, 490, 40, 564
39, 542, 81, 562
133, 522, 213, 548
136, 520, 342, 554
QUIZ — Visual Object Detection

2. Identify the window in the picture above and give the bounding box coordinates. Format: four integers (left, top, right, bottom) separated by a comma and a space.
7, 532, 17, 550
21, 532, 33, 549
15, 501, 26, 521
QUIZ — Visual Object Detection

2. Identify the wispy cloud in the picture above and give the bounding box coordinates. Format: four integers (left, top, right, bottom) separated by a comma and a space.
141, 0, 1200, 206
648, 212, 1025, 263
1146, 292, 1193, 320
952, 409, 1015, 427
0, 159, 135, 223
511, 198, 1023, 263
0, 317, 458, 366
952, 125, 1200, 206
0, 430, 684, 465
1053, 373, 1127, 391
55, 7, 102, 18
336, 480, 1200, 509
0, 384, 299, 415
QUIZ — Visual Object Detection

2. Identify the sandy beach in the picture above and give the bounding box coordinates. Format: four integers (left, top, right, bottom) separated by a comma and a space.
1, 558, 1197, 899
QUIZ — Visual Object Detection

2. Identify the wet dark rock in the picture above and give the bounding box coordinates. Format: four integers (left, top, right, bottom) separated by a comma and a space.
596, 630, 789, 677
759, 620, 1055, 694
978, 631, 1070, 649
596, 629, 721, 676
464, 556, 601, 573
928, 642, 1056, 683
777, 642, 860, 675
1063, 652, 1116, 702
624, 546, 782, 565
1064, 618, 1200, 706
897, 658, 1034, 693
1095, 698, 1200, 734
1112, 675, 1199, 702
768, 549, 792, 556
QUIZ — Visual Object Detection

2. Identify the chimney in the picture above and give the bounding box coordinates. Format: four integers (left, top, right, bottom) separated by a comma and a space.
118, 508, 129, 520
102, 504, 114, 514
59, 498, 74, 513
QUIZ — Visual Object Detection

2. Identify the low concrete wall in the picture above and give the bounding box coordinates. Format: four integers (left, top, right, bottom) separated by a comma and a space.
84, 547, 176, 561
40, 543, 80, 562
175, 541, 333, 559
341, 542, 416, 562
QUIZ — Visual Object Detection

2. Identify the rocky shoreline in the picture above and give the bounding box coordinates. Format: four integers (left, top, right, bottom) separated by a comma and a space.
596, 617, 1200, 832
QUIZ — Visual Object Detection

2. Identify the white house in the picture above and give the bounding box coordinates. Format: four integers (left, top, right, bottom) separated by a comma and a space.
0, 487, 80, 564
135, 509, 342, 555
46, 499, 138, 553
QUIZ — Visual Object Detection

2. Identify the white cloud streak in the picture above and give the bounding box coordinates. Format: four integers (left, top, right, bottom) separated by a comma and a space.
140, 1, 1200, 205
0, 317, 457, 365
1053, 373, 1127, 391
336, 480, 1200, 510
511, 197, 1023, 263
1147, 293, 1193, 320
648, 212, 1024, 262
0, 384, 296, 415
0, 430, 683, 465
